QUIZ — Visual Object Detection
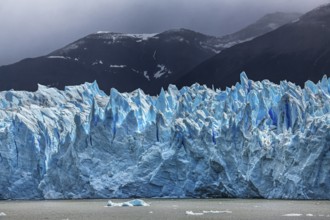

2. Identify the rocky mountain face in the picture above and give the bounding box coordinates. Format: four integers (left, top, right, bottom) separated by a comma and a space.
0, 13, 300, 95
178, 4, 330, 90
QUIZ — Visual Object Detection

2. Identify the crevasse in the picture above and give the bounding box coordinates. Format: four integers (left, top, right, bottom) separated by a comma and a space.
0, 72, 329, 199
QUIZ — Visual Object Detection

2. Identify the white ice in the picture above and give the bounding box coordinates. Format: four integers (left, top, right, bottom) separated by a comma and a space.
186, 211, 204, 216
283, 213, 303, 217
107, 199, 150, 207
1, 72, 330, 199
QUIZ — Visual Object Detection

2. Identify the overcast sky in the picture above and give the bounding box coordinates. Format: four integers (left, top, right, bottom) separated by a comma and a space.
0, 0, 329, 66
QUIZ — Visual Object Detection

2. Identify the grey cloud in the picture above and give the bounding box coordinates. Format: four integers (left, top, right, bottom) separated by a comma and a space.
0, 0, 329, 65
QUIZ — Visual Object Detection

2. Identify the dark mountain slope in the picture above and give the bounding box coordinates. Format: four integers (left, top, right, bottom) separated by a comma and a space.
178, 5, 330, 89
0, 29, 219, 94
0, 13, 300, 95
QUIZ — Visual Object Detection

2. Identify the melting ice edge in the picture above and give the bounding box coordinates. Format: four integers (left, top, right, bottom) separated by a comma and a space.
0, 72, 329, 199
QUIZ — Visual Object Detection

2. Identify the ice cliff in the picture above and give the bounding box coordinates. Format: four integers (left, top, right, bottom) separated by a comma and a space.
0, 72, 329, 199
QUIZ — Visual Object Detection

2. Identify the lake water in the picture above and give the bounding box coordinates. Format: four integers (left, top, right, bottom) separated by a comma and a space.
0, 199, 330, 220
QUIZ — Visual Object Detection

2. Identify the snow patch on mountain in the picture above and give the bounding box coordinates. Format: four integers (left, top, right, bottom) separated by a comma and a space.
110, 65, 126, 68
292, 18, 300, 23
218, 37, 255, 49
0, 73, 330, 199
130, 69, 150, 81
92, 60, 103, 65
267, 23, 280, 30
61, 40, 85, 53
144, 71, 150, 81
154, 64, 172, 79
47, 56, 70, 59
95, 32, 158, 42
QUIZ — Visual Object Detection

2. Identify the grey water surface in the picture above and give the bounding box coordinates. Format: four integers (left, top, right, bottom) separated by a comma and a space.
1, 199, 330, 220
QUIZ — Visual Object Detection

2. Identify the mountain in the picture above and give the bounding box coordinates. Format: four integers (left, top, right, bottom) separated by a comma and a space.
0, 13, 300, 95
215, 12, 302, 49
1, 74, 330, 199
0, 29, 218, 95
178, 4, 330, 89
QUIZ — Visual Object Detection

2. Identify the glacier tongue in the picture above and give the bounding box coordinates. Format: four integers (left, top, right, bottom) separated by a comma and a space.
0, 73, 330, 199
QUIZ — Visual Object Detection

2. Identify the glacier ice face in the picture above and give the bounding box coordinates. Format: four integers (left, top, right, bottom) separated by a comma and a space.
0, 72, 330, 199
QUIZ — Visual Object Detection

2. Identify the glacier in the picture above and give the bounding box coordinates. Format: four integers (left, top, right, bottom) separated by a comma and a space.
0, 72, 329, 200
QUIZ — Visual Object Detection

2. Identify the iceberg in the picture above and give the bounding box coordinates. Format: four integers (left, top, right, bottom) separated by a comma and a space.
0, 212, 6, 216
185, 210, 232, 216
0, 72, 329, 199
107, 199, 150, 207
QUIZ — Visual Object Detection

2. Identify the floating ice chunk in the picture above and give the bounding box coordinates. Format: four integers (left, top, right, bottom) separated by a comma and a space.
107, 199, 150, 207
186, 210, 232, 215
127, 199, 150, 206
186, 211, 204, 216
203, 210, 232, 214
0, 212, 6, 216
282, 213, 303, 216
